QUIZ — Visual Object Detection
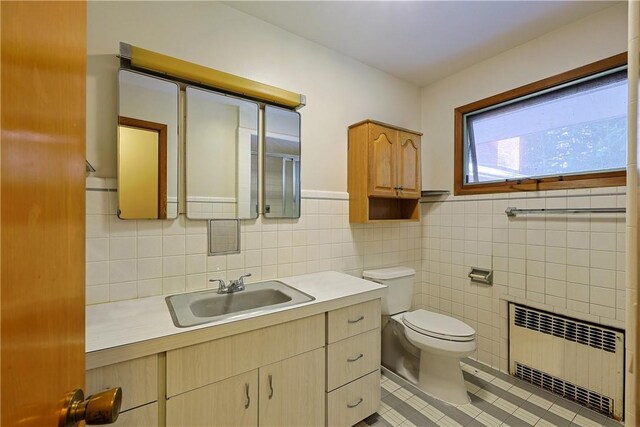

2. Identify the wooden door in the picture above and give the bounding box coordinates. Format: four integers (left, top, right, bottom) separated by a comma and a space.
259, 348, 325, 426
397, 131, 421, 198
166, 370, 259, 427
1, 1, 87, 425
368, 124, 397, 197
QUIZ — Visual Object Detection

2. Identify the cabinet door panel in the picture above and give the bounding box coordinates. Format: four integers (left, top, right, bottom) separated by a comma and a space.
368, 124, 397, 197
166, 370, 258, 427
167, 313, 324, 397
259, 348, 325, 426
397, 132, 421, 198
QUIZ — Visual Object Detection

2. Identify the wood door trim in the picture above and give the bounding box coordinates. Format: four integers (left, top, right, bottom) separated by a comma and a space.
118, 116, 168, 218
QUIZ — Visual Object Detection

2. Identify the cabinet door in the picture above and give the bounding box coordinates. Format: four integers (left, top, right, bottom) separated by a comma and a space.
368, 124, 398, 197
259, 348, 325, 426
397, 131, 421, 198
166, 370, 258, 427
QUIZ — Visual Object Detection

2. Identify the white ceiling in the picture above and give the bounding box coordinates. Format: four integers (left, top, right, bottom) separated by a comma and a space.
225, 1, 620, 87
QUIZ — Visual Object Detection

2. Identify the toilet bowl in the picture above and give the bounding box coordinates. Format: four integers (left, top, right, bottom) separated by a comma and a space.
364, 267, 477, 405
399, 310, 476, 404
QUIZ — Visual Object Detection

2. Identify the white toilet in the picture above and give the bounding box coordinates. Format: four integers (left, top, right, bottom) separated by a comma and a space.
363, 266, 477, 405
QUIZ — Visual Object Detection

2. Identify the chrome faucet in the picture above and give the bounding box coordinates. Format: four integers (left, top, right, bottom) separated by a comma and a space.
210, 273, 252, 294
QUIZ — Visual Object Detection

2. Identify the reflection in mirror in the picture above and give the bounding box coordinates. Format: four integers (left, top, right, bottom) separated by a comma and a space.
264, 105, 301, 218
186, 87, 259, 220
117, 117, 166, 218
118, 70, 179, 219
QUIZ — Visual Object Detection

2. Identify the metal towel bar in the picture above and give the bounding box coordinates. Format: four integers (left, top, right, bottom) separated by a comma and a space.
505, 207, 625, 217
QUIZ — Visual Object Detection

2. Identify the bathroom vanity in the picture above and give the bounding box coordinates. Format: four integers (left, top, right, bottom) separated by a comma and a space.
85, 271, 385, 426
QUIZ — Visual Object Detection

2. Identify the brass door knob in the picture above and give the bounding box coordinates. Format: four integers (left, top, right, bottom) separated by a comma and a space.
59, 387, 122, 426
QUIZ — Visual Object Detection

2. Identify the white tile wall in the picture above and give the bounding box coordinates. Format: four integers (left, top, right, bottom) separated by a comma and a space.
85, 185, 422, 305
419, 187, 626, 373
86, 181, 627, 379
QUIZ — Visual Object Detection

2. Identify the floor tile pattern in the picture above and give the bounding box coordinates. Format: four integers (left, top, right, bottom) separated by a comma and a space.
357, 359, 623, 427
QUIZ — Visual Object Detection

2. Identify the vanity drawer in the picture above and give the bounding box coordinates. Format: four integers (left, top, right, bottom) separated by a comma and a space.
327, 370, 380, 427
86, 354, 157, 412
327, 299, 380, 343
327, 329, 381, 391
166, 314, 324, 397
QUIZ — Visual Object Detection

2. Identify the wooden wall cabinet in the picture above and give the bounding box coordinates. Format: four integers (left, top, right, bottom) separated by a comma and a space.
348, 120, 422, 223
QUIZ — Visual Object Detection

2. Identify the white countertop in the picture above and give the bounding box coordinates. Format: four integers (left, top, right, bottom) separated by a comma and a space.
86, 271, 386, 369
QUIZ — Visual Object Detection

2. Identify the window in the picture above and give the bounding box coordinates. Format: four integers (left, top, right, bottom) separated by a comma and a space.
454, 53, 627, 195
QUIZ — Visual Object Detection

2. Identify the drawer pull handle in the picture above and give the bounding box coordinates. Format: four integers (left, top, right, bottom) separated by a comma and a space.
268, 374, 274, 399
347, 398, 363, 408
348, 315, 364, 324
244, 383, 250, 409
347, 353, 364, 362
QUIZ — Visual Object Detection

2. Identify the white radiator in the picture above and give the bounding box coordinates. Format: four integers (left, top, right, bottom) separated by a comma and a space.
509, 304, 624, 421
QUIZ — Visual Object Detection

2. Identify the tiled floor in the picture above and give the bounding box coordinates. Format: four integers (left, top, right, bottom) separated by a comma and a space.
358, 359, 623, 427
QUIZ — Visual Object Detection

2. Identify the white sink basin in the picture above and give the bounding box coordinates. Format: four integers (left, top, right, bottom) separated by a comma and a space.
165, 280, 315, 327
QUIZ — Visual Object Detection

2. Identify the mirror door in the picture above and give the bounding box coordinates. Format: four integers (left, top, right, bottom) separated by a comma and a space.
185, 86, 259, 220
117, 70, 179, 219
263, 105, 301, 219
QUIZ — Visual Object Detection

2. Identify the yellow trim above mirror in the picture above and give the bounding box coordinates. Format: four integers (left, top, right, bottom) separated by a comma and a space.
120, 42, 305, 109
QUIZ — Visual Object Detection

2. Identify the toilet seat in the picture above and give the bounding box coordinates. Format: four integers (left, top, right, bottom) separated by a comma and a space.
402, 309, 475, 342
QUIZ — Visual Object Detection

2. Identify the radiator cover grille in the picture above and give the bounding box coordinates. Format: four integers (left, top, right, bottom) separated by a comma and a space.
509, 303, 624, 421
513, 305, 617, 353
514, 363, 612, 416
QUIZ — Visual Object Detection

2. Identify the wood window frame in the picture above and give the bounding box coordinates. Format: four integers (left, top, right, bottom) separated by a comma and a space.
118, 116, 168, 218
454, 52, 628, 196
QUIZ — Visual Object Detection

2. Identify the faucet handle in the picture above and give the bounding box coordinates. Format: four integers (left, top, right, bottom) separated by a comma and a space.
209, 278, 226, 292
237, 273, 252, 286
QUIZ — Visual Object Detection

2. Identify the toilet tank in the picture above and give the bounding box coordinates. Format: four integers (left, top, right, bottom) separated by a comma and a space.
363, 266, 415, 315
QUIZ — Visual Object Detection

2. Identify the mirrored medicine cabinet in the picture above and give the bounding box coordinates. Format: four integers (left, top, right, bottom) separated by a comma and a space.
117, 70, 302, 221
185, 87, 259, 220
263, 106, 301, 219
117, 69, 179, 219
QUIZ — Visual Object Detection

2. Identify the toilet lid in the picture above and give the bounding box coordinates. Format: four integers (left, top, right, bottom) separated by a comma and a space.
403, 309, 475, 342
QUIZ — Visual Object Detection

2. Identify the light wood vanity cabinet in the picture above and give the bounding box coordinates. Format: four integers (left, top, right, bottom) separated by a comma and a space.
165, 314, 324, 396
166, 314, 325, 427
87, 299, 382, 427
166, 348, 325, 427
348, 120, 422, 223
86, 354, 158, 426
259, 348, 325, 426
326, 300, 382, 427
167, 370, 259, 427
